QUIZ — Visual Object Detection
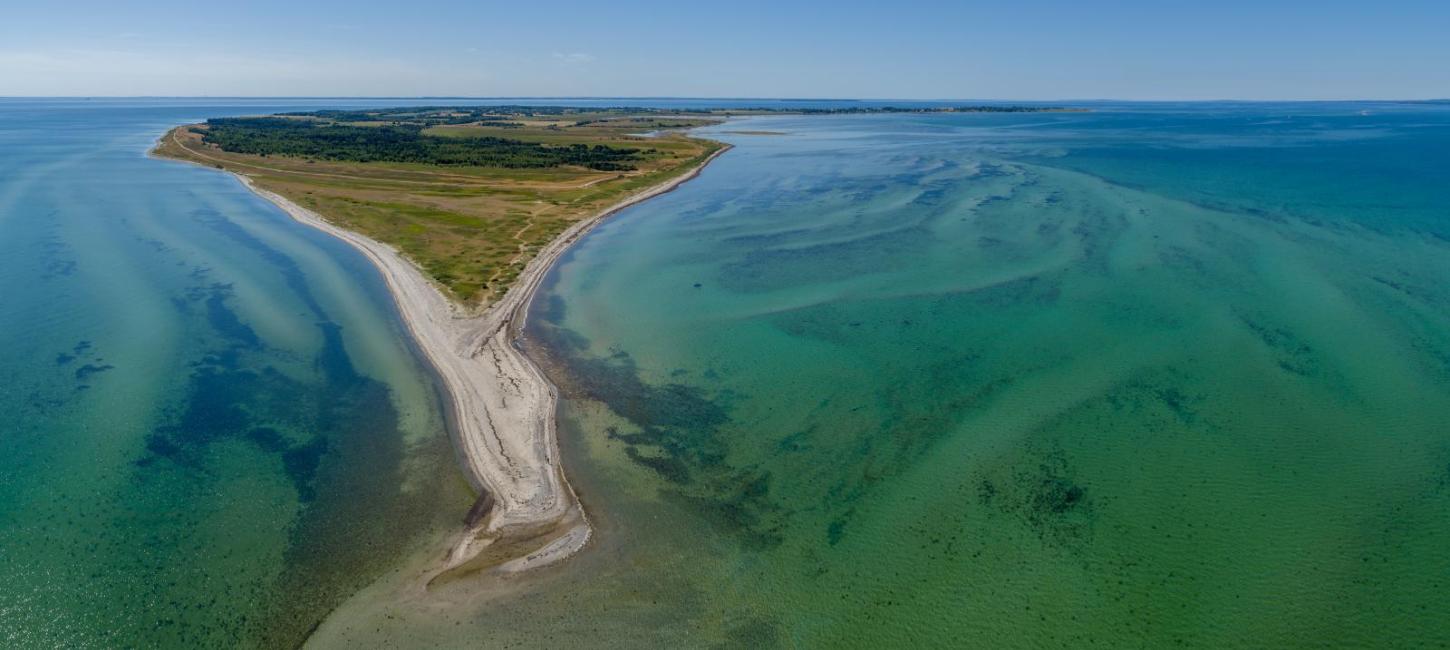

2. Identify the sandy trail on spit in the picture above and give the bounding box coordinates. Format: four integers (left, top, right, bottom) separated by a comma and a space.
230, 145, 729, 574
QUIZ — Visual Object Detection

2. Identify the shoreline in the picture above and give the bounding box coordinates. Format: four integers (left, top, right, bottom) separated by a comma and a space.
155, 135, 731, 576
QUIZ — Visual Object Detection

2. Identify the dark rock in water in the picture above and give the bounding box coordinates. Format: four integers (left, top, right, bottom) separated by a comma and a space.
725, 616, 782, 648
144, 433, 182, 459
625, 446, 692, 484
693, 282, 703, 288
74, 363, 114, 380
203, 283, 261, 347
282, 437, 329, 503
55, 352, 76, 365
977, 478, 998, 504
827, 516, 848, 545
1040, 481, 1085, 513
245, 427, 288, 453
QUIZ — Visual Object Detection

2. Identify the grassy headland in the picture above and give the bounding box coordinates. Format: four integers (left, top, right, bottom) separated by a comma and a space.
155, 104, 1077, 305
156, 106, 725, 306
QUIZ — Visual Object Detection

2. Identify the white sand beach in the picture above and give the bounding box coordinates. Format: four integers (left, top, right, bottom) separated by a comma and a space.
228, 146, 730, 576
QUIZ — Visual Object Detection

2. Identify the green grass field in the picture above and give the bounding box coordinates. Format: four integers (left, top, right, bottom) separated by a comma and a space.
157, 107, 724, 305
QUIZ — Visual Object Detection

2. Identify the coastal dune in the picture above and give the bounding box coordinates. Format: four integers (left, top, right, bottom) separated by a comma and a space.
230, 146, 729, 577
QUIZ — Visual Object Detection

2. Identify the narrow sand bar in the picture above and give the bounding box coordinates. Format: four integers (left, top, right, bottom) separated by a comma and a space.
164, 139, 730, 576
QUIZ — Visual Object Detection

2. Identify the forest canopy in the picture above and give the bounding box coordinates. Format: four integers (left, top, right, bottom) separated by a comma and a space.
197, 117, 641, 170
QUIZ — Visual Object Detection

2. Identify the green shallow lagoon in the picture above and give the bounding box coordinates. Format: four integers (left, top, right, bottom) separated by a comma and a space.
0, 99, 473, 647
329, 104, 1450, 648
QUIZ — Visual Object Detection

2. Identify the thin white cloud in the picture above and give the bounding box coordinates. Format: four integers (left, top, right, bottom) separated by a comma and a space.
551, 52, 595, 65
0, 48, 496, 96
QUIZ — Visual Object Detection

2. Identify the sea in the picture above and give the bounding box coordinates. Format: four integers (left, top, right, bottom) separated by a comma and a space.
4, 98, 1450, 648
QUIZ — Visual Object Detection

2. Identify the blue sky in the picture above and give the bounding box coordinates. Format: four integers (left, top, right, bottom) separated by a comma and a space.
2, 0, 1447, 99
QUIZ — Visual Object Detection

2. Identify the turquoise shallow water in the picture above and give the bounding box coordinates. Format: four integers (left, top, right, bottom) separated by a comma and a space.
0, 99, 477, 647
347, 103, 1450, 648
0, 98, 996, 647
10, 100, 1450, 648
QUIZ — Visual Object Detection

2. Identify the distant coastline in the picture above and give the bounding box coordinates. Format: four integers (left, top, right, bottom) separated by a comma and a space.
744, 104, 1087, 114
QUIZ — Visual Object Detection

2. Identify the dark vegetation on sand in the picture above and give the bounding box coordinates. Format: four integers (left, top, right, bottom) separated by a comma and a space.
197, 117, 643, 171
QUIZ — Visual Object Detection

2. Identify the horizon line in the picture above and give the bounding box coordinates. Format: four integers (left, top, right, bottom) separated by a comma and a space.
2, 95, 1448, 104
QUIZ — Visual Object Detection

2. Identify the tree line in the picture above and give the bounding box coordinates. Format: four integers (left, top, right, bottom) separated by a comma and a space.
197, 118, 640, 170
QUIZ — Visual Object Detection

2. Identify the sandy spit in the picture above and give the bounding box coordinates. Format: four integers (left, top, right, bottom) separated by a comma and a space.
253, 146, 728, 574
161, 138, 730, 576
